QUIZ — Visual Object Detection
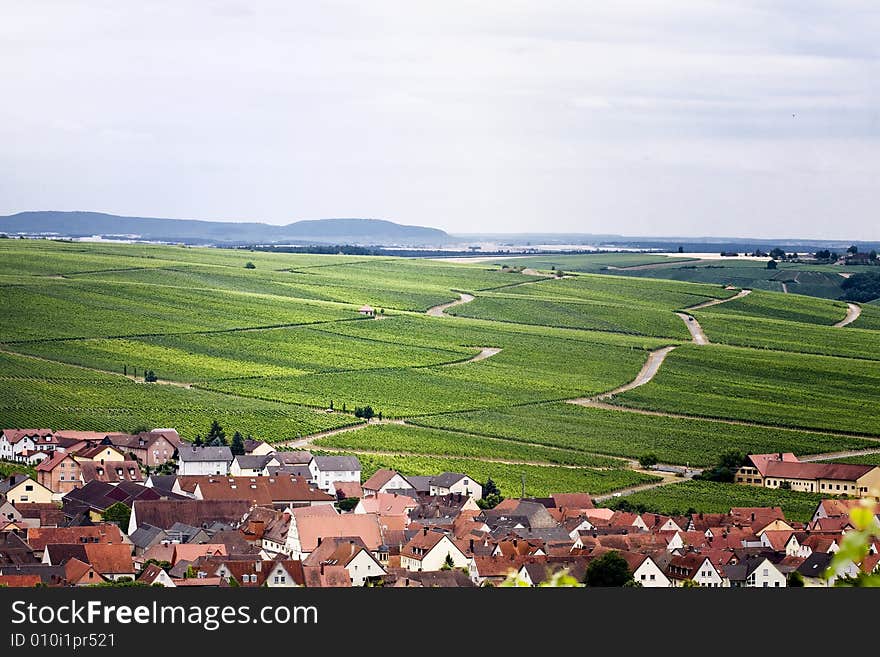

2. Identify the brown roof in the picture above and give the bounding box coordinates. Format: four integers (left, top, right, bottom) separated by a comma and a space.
303, 563, 351, 587
172, 544, 228, 565
64, 558, 99, 584
747, 452, 799, 476
75, 444, 126, 460
362, 469, 405, 492
83, 544, 134, 575
176, 475, 334, 505
333, 481, 363, 499
131, 500, 252, 530
2, 429, 53, 444
80, 460, 144, 484
26, 524, 125, 552
0, 574, 42, 587
763, 461, 875, 481
137, 563, 167, 584
35, 451, 76, 472
303, 536, 375, 569
291, 507, 382, 553
552, 493, 594, 511
358, 493, 418, 517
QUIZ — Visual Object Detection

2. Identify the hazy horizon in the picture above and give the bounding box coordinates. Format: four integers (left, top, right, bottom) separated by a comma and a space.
2, 2, 879, 240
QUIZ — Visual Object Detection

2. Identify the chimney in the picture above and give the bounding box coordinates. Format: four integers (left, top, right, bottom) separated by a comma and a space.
751, 512, 756, 522
423, 527, 428, 536
317, 537, 322, 547
469, 539, 474, 553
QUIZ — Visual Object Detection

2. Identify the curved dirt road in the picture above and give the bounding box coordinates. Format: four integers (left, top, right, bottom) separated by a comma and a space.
426, 293, 475, 317
834, 303, 861, 328
685, 288, 751, 311
459, 347, 502, 364
568, 346, 676, 405
675, 312, 709, 345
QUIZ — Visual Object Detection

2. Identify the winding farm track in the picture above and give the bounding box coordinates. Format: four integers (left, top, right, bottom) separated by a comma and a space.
567, 346, 676, 406
781, 282, 789, 294
675, 312, 710, 345
426, 293, 475, 317
834, 303, 862, 328
452, 347, 502, 364
685, 288, 752, 311
592, 473, 683, 502
278, 418, 403, 449
800, 447, 880, 462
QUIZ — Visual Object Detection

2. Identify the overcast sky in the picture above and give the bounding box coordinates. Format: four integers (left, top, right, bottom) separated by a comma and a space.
1, 2, 878, 238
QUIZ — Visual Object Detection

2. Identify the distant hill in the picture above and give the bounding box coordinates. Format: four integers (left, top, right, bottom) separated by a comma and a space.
0, 211, 451, 246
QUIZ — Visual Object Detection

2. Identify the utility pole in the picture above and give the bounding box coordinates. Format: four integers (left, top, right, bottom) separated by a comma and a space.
521, 473, 526, 499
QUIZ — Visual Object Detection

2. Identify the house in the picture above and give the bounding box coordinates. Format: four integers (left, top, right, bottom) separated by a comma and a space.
308, 456, 361, 495
81, 544, 135, 581
230, 454, 276, 477
726, 556, 787, 588
36, 451, 82, 495
172, 475, 336, 508
177, 445, 233, 476
79, 460, 144, 486
285, 506, 382, 559
666, 553, 727, 587
62, 480, 164, 522
127, 499, 251, 535
137, 562, 176, 587
0, 475, 55, 505
244, 439, 275, 456
302, 563, 351, 587
400, 528, 470, 572
302, 536, 387, 586
429, 473, 482, 500
0, 429, 53, 462
362, 469, 414, 497
355, 493, 418, 521
26, 524, 127, 559
107, 431, 177, 467
72, 444, 127, 464
64, 558, 104, 586
265, 559, 305, 587
627, 553, 672, 587
358, 305, 375, 316
737, 453, 880, 496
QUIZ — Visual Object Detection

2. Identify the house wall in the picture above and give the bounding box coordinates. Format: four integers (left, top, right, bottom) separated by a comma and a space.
4, 480, 54, 505
430, 477, 482, 500
634, 559, 671, 587
747, 561, 786, 588
314, 469, 360, 494
266, 564, 298, 587
178, 460, 230, 476
404, 537, 469, 572
38, 456, 81, 494
346, 550, 385, 586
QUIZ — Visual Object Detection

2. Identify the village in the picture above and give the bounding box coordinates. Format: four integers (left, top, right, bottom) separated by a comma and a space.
0, 427, 878, 588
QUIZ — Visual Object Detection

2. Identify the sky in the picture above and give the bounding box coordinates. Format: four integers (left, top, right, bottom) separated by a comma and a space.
1, 1, 879, 239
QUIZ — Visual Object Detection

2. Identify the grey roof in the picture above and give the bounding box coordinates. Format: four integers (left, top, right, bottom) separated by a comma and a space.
797, 552, 833, 577
406, 476, 433, 493
178, 445, 233, 463
146, 475, 177, 496
273, 451, 313, 465
233, 454, 273, 470
312, 455, 360, 472
430, 472, 470, 488
511, 526, 573, 542
0, 474, 32, 494
0, 564, 67, 585
267, 465, 312, 478
129, 523, 167, 550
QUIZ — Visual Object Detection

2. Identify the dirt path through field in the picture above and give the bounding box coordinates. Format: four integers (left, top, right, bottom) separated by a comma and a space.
675, 312, 709, 344
444, 347, 501, 364
684, 288, 752, 311
592, 472, 683, 502
426, 293, 475, 317
573, 399, 880, 442
277, 418, 403, 449
800, 447, 880, 462
781, 282, 789, 294
568, 346, 676, 405
834, 303, 861, 328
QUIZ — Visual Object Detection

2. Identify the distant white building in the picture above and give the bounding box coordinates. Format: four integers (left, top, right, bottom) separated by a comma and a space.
429, 473, 482, 500
177, 445, 233, 476
308, 456, 361, 495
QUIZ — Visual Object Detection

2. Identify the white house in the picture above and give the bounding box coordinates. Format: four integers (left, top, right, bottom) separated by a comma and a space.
400, 529, 470, 572
308, 456, 361, 495
632, 555, 672, 588
265, 560, 302, 587
742, 557, 787, 588
303, 537, 387, 586
429, 472, 482, 500
177, 445, 233, 476
361, 469, 414, 497
0, 430, 52, 462
230, 454, 276, 477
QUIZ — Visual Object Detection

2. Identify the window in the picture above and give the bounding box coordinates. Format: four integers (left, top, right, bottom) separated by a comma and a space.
640, 574, 646, 580
25, 485, 33, 491
649, 574, 655, 581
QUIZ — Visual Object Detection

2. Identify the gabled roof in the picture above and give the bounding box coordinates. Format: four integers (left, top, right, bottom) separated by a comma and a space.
430, 472, 471, 488
551, 493, 594, 511
762, 460, 875, 481
312, 455, 361, 472
233, 454, 274, 470
1, 429, 53, 444
797, 551, 833, 578
177, 475, 334, 505
362, 469, 411, 492
272, 451, 313, 465
292, 508, 382, 553
79, 460, 144, 484
177, 445, 234, 463
131, 500, 251, 531
36, 450, 76, 472
26, 524, 126, 552
83, 543, 134, 575
302, 536, 377, 569
0, 574, 42, 587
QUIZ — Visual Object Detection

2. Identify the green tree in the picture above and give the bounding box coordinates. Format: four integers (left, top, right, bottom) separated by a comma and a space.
193, 434, 203, 447
230, 431, 245, 456
244, 261, 256, 269
787, 571, 805, 587
584, 551, 633, 587
101, 502, 131, 529
847, 245, 859, 255
767, 259, 777, 270
477, 493, 504, 510
144, 369, 157, 382
206, 420, 226, 446
770, 247, 786, 259
336, 497, 360, 512
483, 477, 500, 497
441, 553, 455, 570
638, 454, 659, 468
